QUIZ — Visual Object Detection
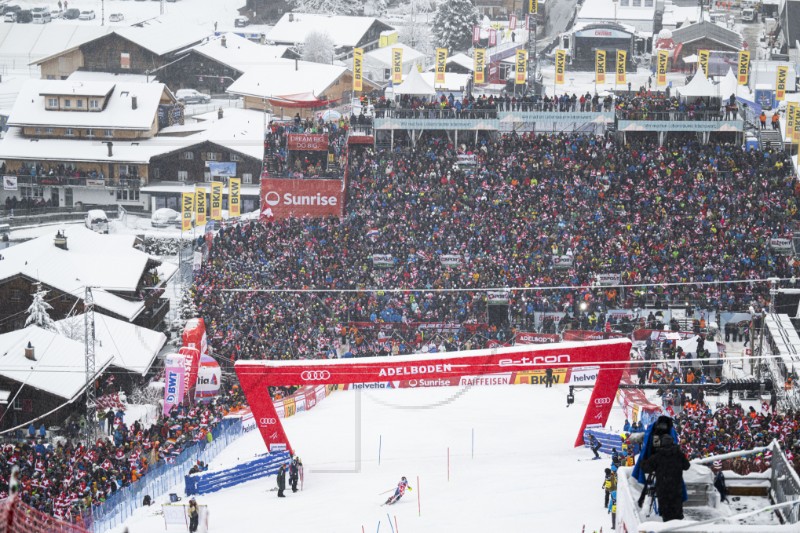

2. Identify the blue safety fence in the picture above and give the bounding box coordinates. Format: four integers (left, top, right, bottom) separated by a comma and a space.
90, 418, 243, 533
583, 428, 624, 456
185, 451, 291, 496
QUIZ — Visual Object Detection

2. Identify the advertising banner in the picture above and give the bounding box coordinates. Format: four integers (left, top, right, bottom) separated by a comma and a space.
440, 254, 462, 266
513, 368, 568, 385
617, 120, 743, 132
228, 177, 241, 217
555, 49, 566, 85
552, 255, 573, 268
656, 50, 668, 86
474, 49, 486, 84
737, 51, 750, 85
489, 29, 497, 47
353, 47, 363, 92
616, 50, 626, 85
195, 354, 221, 401
595, 50, 606, 84
515, 332, 560, 344
348, 322, 486, 334
529, 0, 537, 14
287, 133, 329, 151
770, 237, 793, 252
562, 330, 626, 341
181, 317, 207, 401
487, 290, 510, 304
163, 353, 186, 416
181, 192, 194, 231
472, 25, 480, 44
207, 162, 237, 177
787, 102, 796, 139
371, 254, 394, 267
631, 329, 696, 341
195, 187, 207, 227
435, 48, 447, 85
776, 65, 788, 101
515, 49, 527, 85
569, 366, 599, 385
260, 177, 344, 220
596, 273, 621, 286
391, 47, 403, 85
698, 49, 709, 77
235, 338, 633, 454
3, 176, 17, 191
210, 182, 222, 220
794, 104, 800, 144
509, 14, 517, 30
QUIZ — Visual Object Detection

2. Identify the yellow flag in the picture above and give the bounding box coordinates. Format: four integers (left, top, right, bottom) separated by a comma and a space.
555, 49, 566, 85
776, 65, 788, 101
737, 51, 750, 85
474, 49, 486, 84
228, 178, 241, 218
787, 102, 796, 140
529, 0, 538, 14
657, 49, 668, 87
698, 50, 709, 77
195, 187, 207, 227
794, 105, 800, 144
210, 182, 222, 220
616, 50, 626, 85
435, 48, 447, 85
515, 49, 527, 85
353, 47, 363, 92
181, 192, 194, 231
391, 47, 403, 85
595, 50, 606, 85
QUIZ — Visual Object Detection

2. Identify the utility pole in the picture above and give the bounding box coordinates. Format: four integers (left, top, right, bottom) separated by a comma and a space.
84, 287, 97, 440
101, 0, 104, 26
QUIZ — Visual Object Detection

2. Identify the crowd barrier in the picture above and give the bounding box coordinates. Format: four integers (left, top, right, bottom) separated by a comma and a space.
582, 428, 624, 456
90, 418, 243, 533
185, 452, 291, 496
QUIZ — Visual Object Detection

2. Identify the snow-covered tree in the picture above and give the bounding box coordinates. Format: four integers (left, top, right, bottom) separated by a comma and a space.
399, 14, 433, 55
169, 286, 197, 346
289, 0, 362, 16
302, 31, 336, 64
431, 0, 479, 53
58, 314, 85, 343
25, 282, 56, 331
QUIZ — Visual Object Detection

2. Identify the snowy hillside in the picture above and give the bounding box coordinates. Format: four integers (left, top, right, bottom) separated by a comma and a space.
116, 384, 625, 532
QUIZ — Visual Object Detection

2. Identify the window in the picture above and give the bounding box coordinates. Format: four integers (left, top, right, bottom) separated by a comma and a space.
152, 168, 160, 180
10, 289, 21, 302
242, 173, 253, 184
12, 398, 21, 411
65, 128, 75, 136
64, 99, 71, 108
178, 170, 188, 182
230, 154, 240, 162
47, 98, 58, 108
118, 165, 130, 176
45, 128, 54, 134
116, 189, 140, 201
21, 186, 44, 199
205, 152, 219, 161
384, 68, 391, 80
35, 128, 42, 135
86, 129, 94, 137
76, 100, 83, 108
90, 99, 100, 109
182, 151, 194, 160
104, 129, 113, 137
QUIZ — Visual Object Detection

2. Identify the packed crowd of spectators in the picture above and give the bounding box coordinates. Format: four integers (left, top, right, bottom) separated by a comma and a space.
674, 401, 800, 474
615, 92, 735, 121
0, 386, 246, 524
195, 132, 799, 361
264, 116, 349, 178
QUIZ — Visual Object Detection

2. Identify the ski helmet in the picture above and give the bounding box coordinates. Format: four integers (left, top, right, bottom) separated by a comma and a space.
401, 476, 407, 482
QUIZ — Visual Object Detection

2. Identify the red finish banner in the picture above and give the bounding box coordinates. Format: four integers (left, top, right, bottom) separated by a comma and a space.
260, 178, 344, 220
516, 332, 561, 344
180, 318, 207, 403
235, 339, 632, 454
562, 330, 626, 341
287, 133, 329, 151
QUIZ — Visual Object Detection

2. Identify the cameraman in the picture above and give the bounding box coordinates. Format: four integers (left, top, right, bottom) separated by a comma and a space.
641, 433, 690, 521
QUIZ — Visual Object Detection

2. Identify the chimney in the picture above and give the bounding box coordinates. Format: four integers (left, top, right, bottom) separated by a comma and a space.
131, 95, 138, 110
24, 342, 35, 361
289, 13, 294, 22
106, 141, 114, 157
218, 107, 224, 119
221, 35, 227, 48
295, 58, 299, 71
54, 230, 67, 250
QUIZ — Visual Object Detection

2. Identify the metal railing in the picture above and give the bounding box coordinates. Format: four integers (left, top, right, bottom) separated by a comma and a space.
770, 440, 800, 524
3, 174, 141, 189
615, 109, 730, 121
374, 108, 499, 119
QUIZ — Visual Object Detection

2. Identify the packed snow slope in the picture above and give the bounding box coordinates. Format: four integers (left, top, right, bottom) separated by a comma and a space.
118, 384, 624, 532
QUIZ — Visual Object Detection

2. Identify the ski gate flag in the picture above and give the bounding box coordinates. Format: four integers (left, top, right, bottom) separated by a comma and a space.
236, 338, 632, 455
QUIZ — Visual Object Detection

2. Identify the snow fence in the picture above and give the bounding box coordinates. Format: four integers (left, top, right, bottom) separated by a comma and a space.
184, 451, 291, 496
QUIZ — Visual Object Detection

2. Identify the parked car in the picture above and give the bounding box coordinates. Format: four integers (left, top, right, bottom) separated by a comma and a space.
16, 9, 31, 22
109, 12, 124, 22
78, 9, 95, 20
175, 88, 211, 104
3, 12, 15, 22
151, 208, 180, 228
63, 7, 80, 19
85, 210, 109, 234
31, 7, 51, 23
234, 16, 249, 27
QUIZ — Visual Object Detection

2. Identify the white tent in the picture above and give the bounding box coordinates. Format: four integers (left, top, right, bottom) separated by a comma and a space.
393, 67, 436, 96
719, 68, 739, 100
677, 69, 718, 98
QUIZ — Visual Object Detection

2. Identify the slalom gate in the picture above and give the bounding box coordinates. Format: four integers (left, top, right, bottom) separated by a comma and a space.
235, 339, 632, 454
185, 452, 291, 496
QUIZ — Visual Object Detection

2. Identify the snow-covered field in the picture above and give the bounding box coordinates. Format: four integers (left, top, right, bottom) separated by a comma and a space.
115, 384, 626, 533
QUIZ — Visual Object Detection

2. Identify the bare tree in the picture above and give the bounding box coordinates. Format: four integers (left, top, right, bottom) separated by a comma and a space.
303, 31, 336, 64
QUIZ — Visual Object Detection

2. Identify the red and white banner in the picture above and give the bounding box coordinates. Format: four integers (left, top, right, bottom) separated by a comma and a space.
473, 25, 481, 44
287, 133, 328, 151
488, 29, 497, 47
516, 332, 560, 344
631, 329, 696, 341
163, 353, 186, 416
562, 330, 626, 341
236, 339, 632, 454
347, 321, 487, 334
509, 14, 517, 30
260, 178, 344, 220
181, 318, 207, 402
195, 354, 221, 401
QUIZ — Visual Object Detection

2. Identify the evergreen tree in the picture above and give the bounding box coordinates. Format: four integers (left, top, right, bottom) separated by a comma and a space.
25, 282, 57, 331
289, 0, 362, 16
431, 0, 479, 53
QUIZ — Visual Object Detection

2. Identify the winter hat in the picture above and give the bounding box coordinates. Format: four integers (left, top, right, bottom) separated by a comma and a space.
712, 461, 722, 470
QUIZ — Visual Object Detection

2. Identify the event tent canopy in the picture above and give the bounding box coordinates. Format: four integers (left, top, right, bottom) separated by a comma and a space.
676, 69, 718, 98
393, 67, 436, 96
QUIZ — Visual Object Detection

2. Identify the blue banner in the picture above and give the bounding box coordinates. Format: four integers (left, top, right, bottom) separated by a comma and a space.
207, 161, 237, 177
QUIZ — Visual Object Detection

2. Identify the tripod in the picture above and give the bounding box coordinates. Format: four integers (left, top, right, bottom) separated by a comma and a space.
637, 473, 659, 518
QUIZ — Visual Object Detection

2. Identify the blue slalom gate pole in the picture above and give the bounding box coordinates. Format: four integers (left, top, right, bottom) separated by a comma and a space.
386, 513, 395, 533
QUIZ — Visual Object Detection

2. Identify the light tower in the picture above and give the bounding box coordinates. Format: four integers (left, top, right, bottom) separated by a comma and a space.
84, 287, 97, 439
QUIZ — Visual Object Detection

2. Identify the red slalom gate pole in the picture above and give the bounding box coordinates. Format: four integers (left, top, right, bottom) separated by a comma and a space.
394, 516, 399, 533
417, 476, 421, 517
447, 447, 450, 482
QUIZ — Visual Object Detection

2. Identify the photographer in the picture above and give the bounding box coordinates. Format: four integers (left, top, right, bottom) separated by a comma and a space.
641, 433, 691, 521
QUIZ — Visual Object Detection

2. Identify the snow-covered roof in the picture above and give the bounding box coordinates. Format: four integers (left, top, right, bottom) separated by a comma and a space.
8, 80, 170, 131
267, 13, 392, 48
188, 33, 290, 73
0, 326, 113, 400
0, 227, 155, 320
1, 24, 114, 67
447, 53, 475, 72
55, 313, 166, 376
677, 69, 719, 98
578, 0, 656, 22
393, 68, 435, 96
719, 68, 739, 99
364, 43, 425, 67
140, 183, 261, 195
113, 24, 210, 57
68, 71, 154, 84
226, 60, 348, 99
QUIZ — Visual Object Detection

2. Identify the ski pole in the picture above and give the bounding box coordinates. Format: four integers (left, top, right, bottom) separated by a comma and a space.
386, 513, 395, 533
379, 488, 394, 495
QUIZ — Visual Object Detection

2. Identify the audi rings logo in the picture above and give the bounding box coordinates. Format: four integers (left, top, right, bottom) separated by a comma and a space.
594, 397, 612, 405
264, 191, 280, 206
300, 370, 331, 381
259, 418, 277, 425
